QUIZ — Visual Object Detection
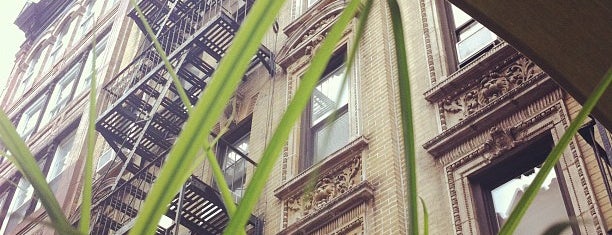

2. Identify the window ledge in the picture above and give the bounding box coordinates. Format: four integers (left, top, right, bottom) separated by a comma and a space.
424, 42, 514, 102
274, 136, 368, 198
277, 181, 374, 235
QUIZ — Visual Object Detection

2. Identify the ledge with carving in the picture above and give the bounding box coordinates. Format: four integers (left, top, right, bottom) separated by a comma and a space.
274, 136, 372, 234
423, 49, 556, 157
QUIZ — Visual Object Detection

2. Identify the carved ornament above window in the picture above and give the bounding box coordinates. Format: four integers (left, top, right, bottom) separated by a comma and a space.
277, 0, 350, 70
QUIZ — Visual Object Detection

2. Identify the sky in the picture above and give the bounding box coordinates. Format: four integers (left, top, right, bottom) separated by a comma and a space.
0, 1, 28, 99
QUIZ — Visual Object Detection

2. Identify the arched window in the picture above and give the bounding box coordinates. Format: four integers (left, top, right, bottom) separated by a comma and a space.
48, 20, 75, 68
16, 48, 45, 97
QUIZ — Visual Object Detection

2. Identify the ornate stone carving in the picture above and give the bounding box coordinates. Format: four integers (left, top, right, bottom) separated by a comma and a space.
277, 0, 348, 70
285, 156, 361, 223
439, 56, 544, 126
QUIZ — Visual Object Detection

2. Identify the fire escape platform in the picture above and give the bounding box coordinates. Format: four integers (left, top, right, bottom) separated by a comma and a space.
94, 1, 269, 234
166, 177, 260, 235
97, 11, 271, 173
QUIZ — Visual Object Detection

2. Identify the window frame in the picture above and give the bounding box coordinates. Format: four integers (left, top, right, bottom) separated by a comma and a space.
216, 117, 252, 202
469, 135, 577, 235
300, 48, 351, 170
0, 184, 16, 234
16, 95, 49, 140
438, 1, 499, 72
76, 33, 109, 94
43, 62, 82, 126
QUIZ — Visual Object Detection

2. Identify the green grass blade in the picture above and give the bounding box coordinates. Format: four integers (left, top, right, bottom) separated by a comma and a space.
0, 111, 78, 234
385, 0, 418, 234
128, 0, 287, 233
223, 0, 363, 233
78, 35, 97, 234
420, 197, 429, 235
499, 67, 612, 234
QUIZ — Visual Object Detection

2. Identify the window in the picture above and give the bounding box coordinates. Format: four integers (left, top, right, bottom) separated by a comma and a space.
218, 122, 251, 202
16, 96, 47, 140
96, 147, 116, 173
470, 136, 574, 235
2, 178, 34, 233
43, 63, 81, 124
302, 50, 350, 169
16, 49, 43, 97
292, 0, 321, 18
0, 189, 13, 234
76, 34, 109, 94
443, 3, 498, 68
46, 133, 75, 194
49, 20, 75, 67
79, 1, 95, 37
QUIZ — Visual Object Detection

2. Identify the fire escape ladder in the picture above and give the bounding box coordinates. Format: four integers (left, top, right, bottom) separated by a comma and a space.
109, 49, 191, 192
93, 0, 271, 234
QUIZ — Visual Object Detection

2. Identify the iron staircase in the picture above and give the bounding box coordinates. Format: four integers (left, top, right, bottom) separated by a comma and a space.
92, 0, 271, 234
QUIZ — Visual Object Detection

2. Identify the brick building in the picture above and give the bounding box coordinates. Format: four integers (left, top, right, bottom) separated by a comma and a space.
0, 0, 610, 234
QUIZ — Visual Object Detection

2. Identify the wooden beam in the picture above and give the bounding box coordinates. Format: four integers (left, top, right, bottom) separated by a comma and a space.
448, 0, 612, 128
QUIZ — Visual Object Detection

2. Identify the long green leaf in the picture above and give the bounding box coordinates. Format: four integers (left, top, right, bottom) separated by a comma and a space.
128, 0, 287, 233
420, 197, 429, 235
0, 113, 78, 234
385, 0, 419, 234
224, 0, 364, 233
78, 35, 98, 234
499, 68, 612, 234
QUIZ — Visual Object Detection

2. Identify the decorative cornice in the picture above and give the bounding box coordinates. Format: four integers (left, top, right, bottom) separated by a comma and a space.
424, 73, 554, 157
274, 136, 368, 198
424, 42, 514, 102
277, 181, 373, 235
276, 0, 348, 69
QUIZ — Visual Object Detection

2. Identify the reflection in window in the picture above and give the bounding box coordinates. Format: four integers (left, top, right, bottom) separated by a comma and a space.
222, 133, 249, 202
490, 167, 570, 234
3, 178, 33, 233
304, 52, 350, 168
43, 64, 80, 125
77, 35, 108, 94
17, 49, 43, 97
16, 97, 47, 140
448, 4, 497, 66
49, 20, 74, 68
47, 133, 75, 194
471, 136, 574, 234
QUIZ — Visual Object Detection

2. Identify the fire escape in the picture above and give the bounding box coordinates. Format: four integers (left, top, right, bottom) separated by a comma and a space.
92, 0, 273, 234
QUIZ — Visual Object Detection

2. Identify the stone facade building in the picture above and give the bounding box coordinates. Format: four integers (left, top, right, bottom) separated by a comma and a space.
0, 0, 610, 234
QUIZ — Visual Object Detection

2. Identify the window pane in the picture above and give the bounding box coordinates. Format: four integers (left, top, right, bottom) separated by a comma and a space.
491, 167, 570, 234
17, 98, 45, 140
47, 133, 75, 182
455, 22, 496, 62
314, 112, 349, 162
451, 5, 471, 28
311, 65, 349, 124
223, 133, 249, 202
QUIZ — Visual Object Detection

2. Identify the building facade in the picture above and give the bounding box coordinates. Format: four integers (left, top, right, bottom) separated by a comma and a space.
0, 0, 610, 235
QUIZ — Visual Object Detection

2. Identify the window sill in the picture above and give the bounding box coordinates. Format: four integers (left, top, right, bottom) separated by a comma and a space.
274, 136, 368, 198
424, 42, 513, 102
277, 181, 373, 235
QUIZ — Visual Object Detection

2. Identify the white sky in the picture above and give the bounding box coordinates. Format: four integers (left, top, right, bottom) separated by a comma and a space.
0, 1, 28, 99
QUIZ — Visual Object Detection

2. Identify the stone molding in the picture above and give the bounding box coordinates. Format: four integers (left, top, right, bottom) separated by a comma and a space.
277, 182, 373, 235
276, 0, 350, 70
423, 54, 554, 157
274, 136, 369, 230
444, 100, 604, 234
